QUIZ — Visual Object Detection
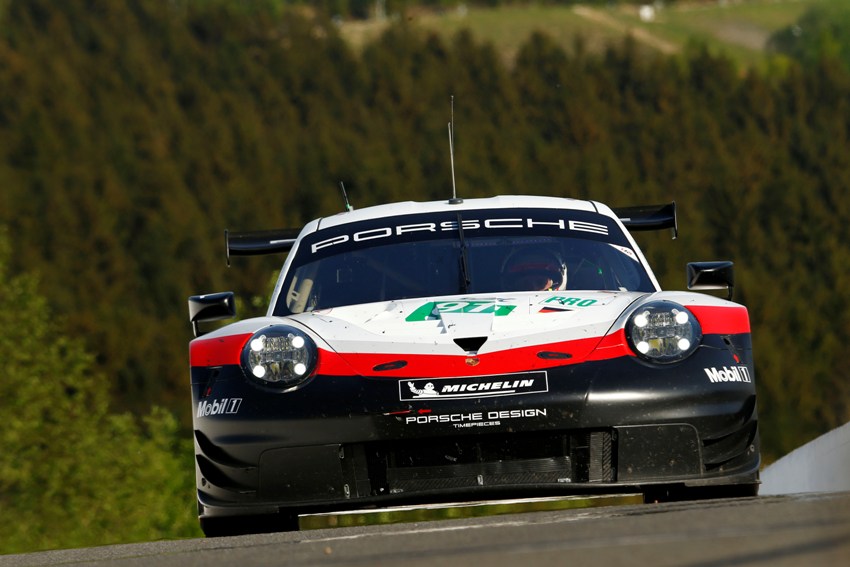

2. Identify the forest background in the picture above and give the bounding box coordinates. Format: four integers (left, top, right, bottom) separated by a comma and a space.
2, 0, 850, 554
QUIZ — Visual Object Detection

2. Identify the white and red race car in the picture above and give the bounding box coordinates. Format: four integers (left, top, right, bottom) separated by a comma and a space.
189, 195, 759, 536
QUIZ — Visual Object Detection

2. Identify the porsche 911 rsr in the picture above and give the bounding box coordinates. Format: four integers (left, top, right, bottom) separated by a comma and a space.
188, 196, 759, 536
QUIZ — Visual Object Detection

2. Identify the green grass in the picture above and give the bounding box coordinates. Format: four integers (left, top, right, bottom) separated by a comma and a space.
414, 6, 626, 61
340, 0, 844, 70
599, 0, 822, 69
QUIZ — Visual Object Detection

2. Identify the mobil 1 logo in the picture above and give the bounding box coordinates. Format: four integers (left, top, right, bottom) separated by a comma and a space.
704, 366, 751, 384
197, 397, 242, 418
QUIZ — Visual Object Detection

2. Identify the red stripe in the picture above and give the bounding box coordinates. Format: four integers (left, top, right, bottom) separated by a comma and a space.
688, 305, 751, 334
584, 328, 633, 362
189, 334, 250, 367
189, 307, 750, 377
190, 333, 360, 375
189, 332, 633, 376
330, 335, 613, 378
315, 348, 360, 375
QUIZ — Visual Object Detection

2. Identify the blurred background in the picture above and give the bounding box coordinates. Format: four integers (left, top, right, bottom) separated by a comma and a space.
1, 0, 848, 553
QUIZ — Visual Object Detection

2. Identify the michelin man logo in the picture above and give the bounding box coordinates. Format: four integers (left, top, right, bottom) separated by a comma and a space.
408, 382, 440, 397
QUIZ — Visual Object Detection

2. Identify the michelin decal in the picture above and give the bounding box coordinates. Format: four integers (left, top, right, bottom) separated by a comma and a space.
400, 372, 548, 401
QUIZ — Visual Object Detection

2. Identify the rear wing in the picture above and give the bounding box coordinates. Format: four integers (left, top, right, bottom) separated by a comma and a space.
612, 202, 677, 239
224, 201, 677, 263
225, 228, 301, 266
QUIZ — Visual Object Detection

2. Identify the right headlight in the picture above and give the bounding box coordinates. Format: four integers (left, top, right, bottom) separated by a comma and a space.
240, 325, 317, 391
625, 301, 702, 364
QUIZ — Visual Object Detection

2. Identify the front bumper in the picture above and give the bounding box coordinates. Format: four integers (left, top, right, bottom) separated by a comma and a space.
192, 339, 760, 518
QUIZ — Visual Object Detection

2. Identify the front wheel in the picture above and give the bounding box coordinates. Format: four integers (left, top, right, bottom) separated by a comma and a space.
200, 513, 299, 537
644, 482, 759, 503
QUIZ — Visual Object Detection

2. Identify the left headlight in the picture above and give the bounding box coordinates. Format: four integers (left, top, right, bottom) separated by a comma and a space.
625, 301, 702, 364
241, 325, 318, 391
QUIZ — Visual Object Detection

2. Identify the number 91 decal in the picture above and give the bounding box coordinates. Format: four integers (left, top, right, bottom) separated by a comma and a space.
406, 300, 516, 322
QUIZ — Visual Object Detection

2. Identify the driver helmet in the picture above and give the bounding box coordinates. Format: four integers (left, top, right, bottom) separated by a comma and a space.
501, 247, 567, 291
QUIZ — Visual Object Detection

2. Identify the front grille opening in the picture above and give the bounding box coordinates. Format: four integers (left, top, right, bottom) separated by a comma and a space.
363, 430, 613, 495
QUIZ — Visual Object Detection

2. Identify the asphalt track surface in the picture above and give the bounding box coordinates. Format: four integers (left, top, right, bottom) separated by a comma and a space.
3, 492, 849, 566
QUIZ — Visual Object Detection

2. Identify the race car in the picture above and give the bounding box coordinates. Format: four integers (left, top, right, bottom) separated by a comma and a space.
188, 195, 760, 536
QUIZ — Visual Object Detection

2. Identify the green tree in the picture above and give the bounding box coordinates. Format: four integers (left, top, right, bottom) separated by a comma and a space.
768, 4, 850, 72
0, 228, 200, 553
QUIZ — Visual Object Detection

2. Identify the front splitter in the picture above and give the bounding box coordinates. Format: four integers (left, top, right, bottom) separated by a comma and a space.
298, 493, 644, 530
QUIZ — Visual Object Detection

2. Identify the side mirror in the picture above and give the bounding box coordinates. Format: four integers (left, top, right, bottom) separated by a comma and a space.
687, 261, 734, 301
188, 292, 236, 337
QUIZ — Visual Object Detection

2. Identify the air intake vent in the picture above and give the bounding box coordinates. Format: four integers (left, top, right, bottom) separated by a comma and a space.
361, 429, 615, 495
454, 336, 488, 352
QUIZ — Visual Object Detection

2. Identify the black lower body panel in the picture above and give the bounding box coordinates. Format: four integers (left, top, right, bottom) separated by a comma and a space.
198, 422, 759, 520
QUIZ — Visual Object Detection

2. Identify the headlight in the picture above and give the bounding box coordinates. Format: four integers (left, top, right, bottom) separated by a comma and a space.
626, 301, 702, 364
241, 325, 317, 391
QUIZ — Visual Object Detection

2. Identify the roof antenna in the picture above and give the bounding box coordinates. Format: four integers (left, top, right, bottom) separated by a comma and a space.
339, 181, 354, 212
448, 96, 462, 204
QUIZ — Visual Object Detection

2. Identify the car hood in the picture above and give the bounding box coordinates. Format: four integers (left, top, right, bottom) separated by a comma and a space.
290, 291, 646, 376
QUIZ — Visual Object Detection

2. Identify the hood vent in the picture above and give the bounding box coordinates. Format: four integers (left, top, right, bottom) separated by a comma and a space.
454, 336, 488, 353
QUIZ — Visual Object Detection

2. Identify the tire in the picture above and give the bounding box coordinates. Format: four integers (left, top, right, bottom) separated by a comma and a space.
200, 513, 299, 537
644, 482, 759, 503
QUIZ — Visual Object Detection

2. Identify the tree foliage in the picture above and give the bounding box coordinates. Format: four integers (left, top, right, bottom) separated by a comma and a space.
768, 4, 850, 72
0, 229, 199, 553
300, 0, 686, 21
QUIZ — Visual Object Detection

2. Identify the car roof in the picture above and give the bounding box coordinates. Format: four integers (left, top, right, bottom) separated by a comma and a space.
307, 195, 612, 233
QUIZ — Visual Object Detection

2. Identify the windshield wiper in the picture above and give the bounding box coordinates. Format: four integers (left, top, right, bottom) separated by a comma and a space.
457, 212, 471, 293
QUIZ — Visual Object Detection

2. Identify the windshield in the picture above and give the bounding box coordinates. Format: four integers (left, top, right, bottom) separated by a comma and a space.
274, 208, 655, 315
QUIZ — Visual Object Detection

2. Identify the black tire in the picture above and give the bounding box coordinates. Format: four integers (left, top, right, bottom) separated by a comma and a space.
200, 513, 299, 537
644, 482, 759, 503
